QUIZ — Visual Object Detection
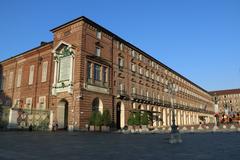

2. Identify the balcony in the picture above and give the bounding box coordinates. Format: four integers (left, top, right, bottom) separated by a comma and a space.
87, 78, 109, 88
117, 90, 129, 100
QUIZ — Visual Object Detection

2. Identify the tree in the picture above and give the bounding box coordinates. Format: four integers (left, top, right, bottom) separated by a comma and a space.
95, 111, 103, 126
127, 112, 135, 126
134, 111, 141, 126
102, 109, 111, 126
89, 111, 97, 126
141, 111, 149, 125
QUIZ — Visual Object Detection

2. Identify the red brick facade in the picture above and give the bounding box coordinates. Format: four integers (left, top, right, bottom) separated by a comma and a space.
0, 16, 217, 130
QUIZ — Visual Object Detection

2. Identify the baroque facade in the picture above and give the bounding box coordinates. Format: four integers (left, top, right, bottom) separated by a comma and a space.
0, 16, 216, 130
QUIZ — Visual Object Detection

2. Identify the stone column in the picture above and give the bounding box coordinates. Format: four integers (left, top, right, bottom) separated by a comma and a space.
163, 108, 166, 126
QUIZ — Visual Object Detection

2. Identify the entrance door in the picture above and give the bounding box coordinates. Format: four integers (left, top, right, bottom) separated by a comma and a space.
57, 100, 68, 129
116, 103, 121, 129
116, 102, 125, 129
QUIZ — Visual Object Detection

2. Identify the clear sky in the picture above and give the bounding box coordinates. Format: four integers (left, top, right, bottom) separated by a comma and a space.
0, 0, 239, 91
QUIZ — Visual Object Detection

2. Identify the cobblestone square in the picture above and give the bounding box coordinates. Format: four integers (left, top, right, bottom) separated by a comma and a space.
0, 132, 240, 160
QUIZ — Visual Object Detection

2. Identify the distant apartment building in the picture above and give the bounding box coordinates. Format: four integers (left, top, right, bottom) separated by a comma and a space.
0, 16, 216, 130
210, 89, 240, 116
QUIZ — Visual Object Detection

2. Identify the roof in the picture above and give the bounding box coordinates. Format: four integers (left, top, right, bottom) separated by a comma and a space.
0, 41, 53, 64
51, 16, 211, 96
209, 89, 240, 95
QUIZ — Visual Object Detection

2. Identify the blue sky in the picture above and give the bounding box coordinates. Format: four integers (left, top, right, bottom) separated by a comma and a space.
0, 0, 239, 91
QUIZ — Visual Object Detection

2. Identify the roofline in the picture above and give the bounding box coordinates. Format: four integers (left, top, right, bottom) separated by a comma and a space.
209, 88, 240, 95
50, 16, 211, 95
0, 41, 53, 64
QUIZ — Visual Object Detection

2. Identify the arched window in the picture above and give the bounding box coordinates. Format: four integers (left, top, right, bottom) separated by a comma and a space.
92, 98, 103, 113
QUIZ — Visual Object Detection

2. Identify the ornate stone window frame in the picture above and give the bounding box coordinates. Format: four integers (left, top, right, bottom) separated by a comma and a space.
52, 41, 75, 95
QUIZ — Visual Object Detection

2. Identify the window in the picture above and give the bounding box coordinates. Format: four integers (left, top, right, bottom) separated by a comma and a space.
87, 62, 92, 79
139, 54, 142, 61
151, 73, 154, 79
8, 71, 14, 89
146, 70, 149, 77
119, 82, 124, 91
41, 61, 48, 82
131, 63, 136, 72
146, 90, 149, 98
59, 56, 71, 81
94, 64, 101, 81
139, 67, 143, 75
96, 30, 101, 39
157, 75, 160, 82
131, 50, 135, 57
16, 68, 22, 87
25, 98, 32, 109
118, 57, 124, 68
103, 67, 108, 83
96, 47, 101, 57
120, 43, 123, 51
132, 85, 136, 94
29, 65, 35, 85
38, 96, 46, 110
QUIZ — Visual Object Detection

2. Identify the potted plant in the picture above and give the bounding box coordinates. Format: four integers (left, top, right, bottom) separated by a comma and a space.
89, 111, 97, 131
101, 109, 111, 132
94, 111, 102, 131
134, 111, 141, 130
141, 111, 149, 131
127, 112, 135, 130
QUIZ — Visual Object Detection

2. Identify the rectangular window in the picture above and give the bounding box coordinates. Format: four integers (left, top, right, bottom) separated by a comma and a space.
96, 30, 102, 39
120, 43, 123, 51
151, 73, 154, 79
94, 64, 101, 81
139, 54, 142, 61
139, 67, 143, 75
118, 58, 124, 68
8, 71, 14, 89
87, 62, 92, 79
38, 96, 46, 110
29, 65, 35, 85
131, 63, 136, 72
132, 86, 136, 94
131, 50, 135, 57
96, 47, 101, 57
41, 61, 48, 82
59, 56, 71, 81
26, 97, 32, 109
146, 70, 149, 77
16, 68, 22, 87
103, 67, 108, 83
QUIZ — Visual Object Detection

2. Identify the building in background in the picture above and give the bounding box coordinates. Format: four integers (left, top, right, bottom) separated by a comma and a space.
210, 89, 240, 123
0, 16, 216, 130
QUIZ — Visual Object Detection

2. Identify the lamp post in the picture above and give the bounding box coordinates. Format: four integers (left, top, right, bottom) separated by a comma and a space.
164, 82, 182, 144
213, 93, 219, 126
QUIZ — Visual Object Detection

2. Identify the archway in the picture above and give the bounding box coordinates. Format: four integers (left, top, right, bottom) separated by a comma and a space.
116, 101, 125, 129
92, 98, 103, 113
57, 99, 68, 129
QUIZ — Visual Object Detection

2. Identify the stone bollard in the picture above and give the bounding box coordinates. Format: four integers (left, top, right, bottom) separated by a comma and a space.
198, 125, 203, 130
230, 125, 236, 130
222, 125, 227, 129
213, 125, 219, 132
190, 126, 194, 133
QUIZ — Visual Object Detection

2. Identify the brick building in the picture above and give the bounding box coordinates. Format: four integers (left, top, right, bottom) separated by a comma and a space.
210, 89, 240, 117
0, 16, 216, 130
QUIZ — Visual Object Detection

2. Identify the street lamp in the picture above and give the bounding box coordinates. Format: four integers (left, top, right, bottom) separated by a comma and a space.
164, 82, 182, 144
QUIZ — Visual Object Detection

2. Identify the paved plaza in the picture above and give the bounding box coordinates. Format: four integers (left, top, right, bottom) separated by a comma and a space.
0, 131, 240, 160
